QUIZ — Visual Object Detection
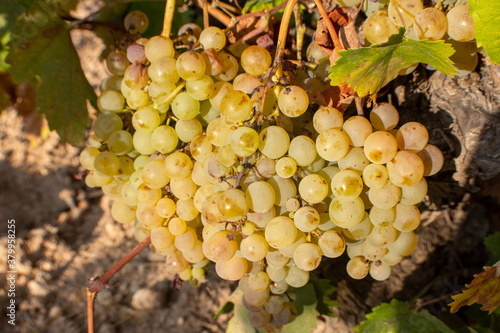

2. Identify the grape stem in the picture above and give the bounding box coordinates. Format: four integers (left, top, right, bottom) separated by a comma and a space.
256, 0, 298, 118
161, 0, 176, 37
86, 236, 151, 333
194, 0, 232, 26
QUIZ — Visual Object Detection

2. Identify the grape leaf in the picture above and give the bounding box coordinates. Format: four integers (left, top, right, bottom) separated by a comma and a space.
449, 262, 500, 314
226, 283, 321, 332
214, 301, 234, 320
469, 0, 500, 65
309, 278, 339, 317
281, 283, 319, 332
226, 289, 254, 333
7, 1, 95, 146
355, 299, 455, 333
242, 0, 287, 14
485, 232, 500, 265
0, 0, 28, 37
329, 29, 458, 97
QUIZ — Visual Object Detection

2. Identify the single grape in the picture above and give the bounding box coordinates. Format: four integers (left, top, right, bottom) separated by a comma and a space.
299, 174, 329, 204
124, 10, 149, 34
241, 45, 272, 76
447, 5, 475, 42
364, 10, 400, 44
278, 85, 309, 118
414, 7, 447, 40
294, 243, 322, 272
258, 126, 290, 159
199, 26, 226, 51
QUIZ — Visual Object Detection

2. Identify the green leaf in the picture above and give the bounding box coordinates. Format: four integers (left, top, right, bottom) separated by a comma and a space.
242, 0, 287, 14
484, 232, 500, 265
214, 301, 234, 320
309, 278, 339, 317
7, 1, 95, 145
0, 0, 29, 37
329, 29, 458, 97
355, 299, 455, 333
469, 0, 500, 65
281, 283, 319, 332
226, 289, 254, 333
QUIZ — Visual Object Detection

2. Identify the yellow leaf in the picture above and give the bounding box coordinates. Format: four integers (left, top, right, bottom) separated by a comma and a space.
449, 261, 500, 314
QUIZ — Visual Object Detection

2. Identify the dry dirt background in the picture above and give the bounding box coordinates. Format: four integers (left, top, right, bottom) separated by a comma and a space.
1, 1, 500, 333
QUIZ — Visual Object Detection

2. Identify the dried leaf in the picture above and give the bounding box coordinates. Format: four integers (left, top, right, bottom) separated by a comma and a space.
449, 262, 500, 314
315, 8, 351, 55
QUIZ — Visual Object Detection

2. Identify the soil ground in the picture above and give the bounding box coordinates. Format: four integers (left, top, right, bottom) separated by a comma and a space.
1, 2, 500, 333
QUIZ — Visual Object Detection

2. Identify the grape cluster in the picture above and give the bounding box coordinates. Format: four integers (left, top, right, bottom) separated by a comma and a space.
80, 10, 443, 330
360, 0, 478, 76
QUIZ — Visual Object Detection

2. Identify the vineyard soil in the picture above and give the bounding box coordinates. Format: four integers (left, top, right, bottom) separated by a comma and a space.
1, 2, 500, 333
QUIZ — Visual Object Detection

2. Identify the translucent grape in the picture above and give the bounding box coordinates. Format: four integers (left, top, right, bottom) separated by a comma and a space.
258, 126, 290, 159
299, 174, 329, 204
124, 10, 149, 34
133, 131, 156, 155
364, 10, 400, 44
267, 176, 297, 206
417, 144, 444, 176
106, 50, 129, 76
156, 197, 176, 218
111, 198, 136, 224
145, 36, 175, 63
94, 151, 120, 177
216, 51, 239, 81
392, 203, 421, 232
151, 125, 178, 154
396, 121, 429, 152
331, 169, 363, 200
362, 163, 389, 188
142, 159, 170, 189
228, 126, 259, 157
199, 26, 226, 51
288, 135, 317, 166
176, 51, 206, 81
148, 56, 179, 85
278, 85, 309, 118
294, 243, 322, 272
369, 206, 396, 227
97, 90, 125, 113
337, 147, 370, 174
241, 45, 272, 76
265, 216, 297, 249
132, 107, 160, 133
329, 197, 365, 228
343, 116, 373, 147
108, 130, 133, 155
245, 181, 276, 213
318, 230, 346, 258
217, 188, 249, 221
285, 266, 309, 288
388, 0, 424, 27
136, 204, 164, 229
80, 147, 100, 171
387, 150, 424, 187
275, 157, 297, 179
316, 128, 350, 162
175, 118, 203, 143
387, 231, 417, 257
368, 181, 401, 209
447, 5, 475, 42
220, 90, 253, 123
171, 92, 200, 121
370, 102, 399, 131
369, 261, 392, 281
186, 74, 215, 101
294, 206, 320, 233
414, 7, 447, 40
164, 152, 193, 179
313, 106, 343, 133
363, 131, 398, 164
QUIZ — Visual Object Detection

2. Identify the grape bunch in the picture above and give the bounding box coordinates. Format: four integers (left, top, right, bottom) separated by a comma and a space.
359, 0, 478, 76
79, 9, 443, 330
